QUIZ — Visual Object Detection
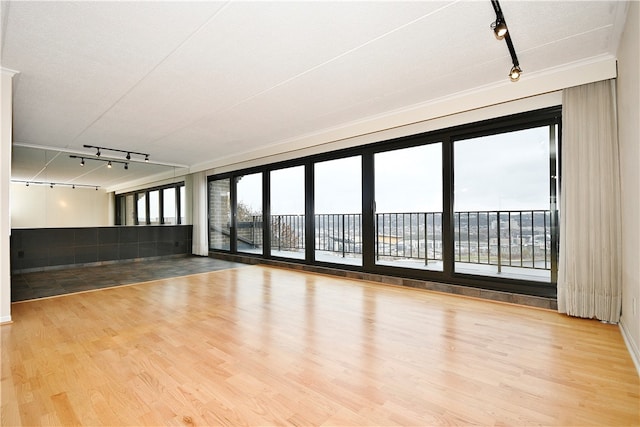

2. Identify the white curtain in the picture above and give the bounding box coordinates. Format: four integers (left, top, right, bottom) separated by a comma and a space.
191, 171, 209, 256
558, 79, 622, 323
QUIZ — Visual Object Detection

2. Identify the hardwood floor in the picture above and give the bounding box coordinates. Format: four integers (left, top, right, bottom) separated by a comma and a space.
2, 266, 638, 426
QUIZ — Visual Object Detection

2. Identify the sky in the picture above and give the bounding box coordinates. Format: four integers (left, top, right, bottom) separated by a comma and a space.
234, 125, 553, 215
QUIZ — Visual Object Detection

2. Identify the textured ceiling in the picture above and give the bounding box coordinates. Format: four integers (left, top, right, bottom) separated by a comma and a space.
1, 1, 628, 190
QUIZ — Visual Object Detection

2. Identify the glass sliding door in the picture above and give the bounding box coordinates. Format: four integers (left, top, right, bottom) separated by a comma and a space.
453, 125, 554, 282
374, 143, 443, 271
236, 172, 263, 255
271, 166, 305, 259
209, 178, 231, 250
314, 156, 362, 266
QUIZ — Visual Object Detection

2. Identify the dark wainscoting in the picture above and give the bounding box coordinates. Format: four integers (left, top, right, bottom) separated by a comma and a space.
10, 225, 193, 273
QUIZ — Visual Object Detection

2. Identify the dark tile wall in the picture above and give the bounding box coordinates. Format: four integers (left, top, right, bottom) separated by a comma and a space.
10, 225, 193, 272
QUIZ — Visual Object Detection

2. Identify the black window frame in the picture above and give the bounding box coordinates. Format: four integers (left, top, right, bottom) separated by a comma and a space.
115, 182, 186, 226
207, 107, 561, 297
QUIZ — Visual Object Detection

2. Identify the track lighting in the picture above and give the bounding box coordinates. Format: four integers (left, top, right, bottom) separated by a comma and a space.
12, 179, 100, 190
491, 18, 507, 40
96, 186, 99, 191
124, 163, 129, 170
70, 155, 129, 169
490, 0, 522, 83
83, 145, 149, 163
509, 65, 522, 82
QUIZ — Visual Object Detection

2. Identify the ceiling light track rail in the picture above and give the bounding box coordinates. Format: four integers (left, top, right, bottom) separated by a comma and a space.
70, 155, 130, 170
83, 144, 149, 162
12, 179, 100, 190
490, 0, 522, 82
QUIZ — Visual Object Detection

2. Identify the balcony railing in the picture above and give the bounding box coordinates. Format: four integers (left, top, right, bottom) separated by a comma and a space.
235, 210, 552, 271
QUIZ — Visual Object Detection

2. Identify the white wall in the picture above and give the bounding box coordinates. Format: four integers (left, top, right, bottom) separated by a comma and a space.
10, 184, 110, 228
1, 69, 16, 323
617, 0, 640, 373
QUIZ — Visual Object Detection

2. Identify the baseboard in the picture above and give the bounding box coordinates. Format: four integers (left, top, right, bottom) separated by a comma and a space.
0, 315, 12, 325
619, 317, 640, 376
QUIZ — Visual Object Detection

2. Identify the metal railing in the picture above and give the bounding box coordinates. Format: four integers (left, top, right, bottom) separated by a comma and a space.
453, 210, 551, 271
376, 212, 442, 265
236, 210, 552, 271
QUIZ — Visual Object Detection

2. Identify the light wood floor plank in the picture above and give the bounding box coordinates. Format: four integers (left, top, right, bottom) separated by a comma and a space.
2, 265, 638, 426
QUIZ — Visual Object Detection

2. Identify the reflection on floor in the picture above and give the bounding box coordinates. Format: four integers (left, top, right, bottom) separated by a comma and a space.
10, 256, 247, 302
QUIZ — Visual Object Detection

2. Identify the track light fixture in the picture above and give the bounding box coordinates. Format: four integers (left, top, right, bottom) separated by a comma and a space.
491, 17, 508, 40
490, 0, 522, 82
509, 65, 522, 82
70, 155, 130, 170
13, 180, 100, 190
83, 145, 149, 163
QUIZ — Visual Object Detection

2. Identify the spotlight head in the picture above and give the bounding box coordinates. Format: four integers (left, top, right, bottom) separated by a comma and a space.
80, 158, 85, 167
50, 183, 54, 188
95, 186, 98, 191
26, 182, 29, 187
96, 149, 101, 157
491, 19, 508, 40
126, 152, 131, 160
144, 155, 149, 163
124, 163, 129, 170
509, 65, 522, 82
72, 185, 75, 189
107, 161, 112, 168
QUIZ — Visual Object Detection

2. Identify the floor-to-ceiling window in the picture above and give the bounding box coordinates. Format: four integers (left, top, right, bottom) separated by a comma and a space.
270, 165, 305, 260
453, 125, 556, 282
207, 108, 560, 297
209, 178, 231, 251
374, 143, 443, 271
314, 156, 362, 266
236, 172, 263, 255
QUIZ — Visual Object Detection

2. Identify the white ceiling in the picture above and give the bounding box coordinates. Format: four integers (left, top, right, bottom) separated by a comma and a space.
1, 1, 629, 191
